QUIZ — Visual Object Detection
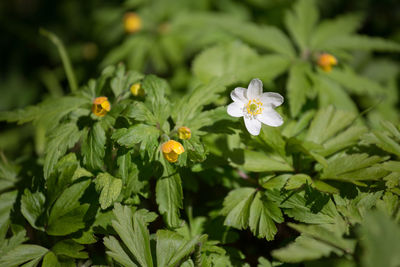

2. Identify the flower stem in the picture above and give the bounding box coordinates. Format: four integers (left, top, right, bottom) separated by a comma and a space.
39, 28, 78, 93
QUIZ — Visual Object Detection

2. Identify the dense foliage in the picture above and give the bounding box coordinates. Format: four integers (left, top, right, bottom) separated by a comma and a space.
1, 0, 400, 266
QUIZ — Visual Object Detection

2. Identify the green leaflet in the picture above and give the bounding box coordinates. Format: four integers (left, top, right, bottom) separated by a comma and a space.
20, 189, 46, 231
156, 158, 183, 228
112, 124, 159, 159
44, 122, 82, 179
222, 188, 283, 241
0, 244, 48, 267
95, 173, 122, 210
82, 122, 106, 171
284, 0, 319, 52
287, 62, 311, 118
47, 179, 91, 236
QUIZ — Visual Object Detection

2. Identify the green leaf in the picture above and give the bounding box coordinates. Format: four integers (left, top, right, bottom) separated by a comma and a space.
109, 204, 153, 267
110, 64, 143, 97
0, 244, 48, 267
0, 190, 18, 237
142, 75, 170, 125
287, 63, 311, 118
95, 173, 122, 210
42, 252, 60, 267
321, 154, 389, 181
249, 192, 283, 240
156, 159, 183, 228
82, 122, 106, 171
305, 106, 357, 145
222, 188, 283, 240
44, 122, 81, 179
156, 230, 206, 267
310, 13, 363, 49
193, 42, 289, 85
104, 236, 138, 267
231, 150, 293, 172
285, 0, 319, 51
112, 124, 159, 159
268, 191, 338, 224
52, 240, 88, 259
326, 67, 386, 96
359, 210, 400, 267
0, 96, 88, 130
20, 189, 45, 231
124, 101, 158, 125
0, 159, 19, 192
47, 179, 91, 236
362, 121, 400, 157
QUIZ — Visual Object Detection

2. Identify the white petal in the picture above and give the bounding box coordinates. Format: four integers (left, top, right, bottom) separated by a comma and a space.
246, 78, 263, 100
257, 109, 283, 127
227, 102, 243, 117
231, 87, 247, 103
244, 117, 261, 136
260, 92, 284, 108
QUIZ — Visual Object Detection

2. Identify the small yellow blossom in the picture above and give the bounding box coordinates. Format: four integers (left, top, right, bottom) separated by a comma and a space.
130, 83, 144, 96
162, 140, 185, 163
178, 126, 191, 140
92, 97, 111, 117
124, 12, 141, 34
317, 53, 338, 72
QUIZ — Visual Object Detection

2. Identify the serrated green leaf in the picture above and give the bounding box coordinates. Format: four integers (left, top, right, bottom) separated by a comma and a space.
287, 63, 311, 117
52, 240, 88, 259
0, 244, 48, 267
231, 150, 293, 172
110, 64, 143, 97
359, 210, 400, 267
285, 0, 319, 51
20, 189, 45, 231
322, 154, 389, 181
249, 192, 283, 240
156, 159, 183, 228
362, 122, 400, 157
112, 124, 159, 159
104, 236, 138, 267
82, 122, 106, 171
110, 204, 153, 267
222, 188, 283, 240
310, 13, 363, 49
44, 122, 81, 179
95, 173, 122, 210
124, 101, 158, 125
0, 97, 88, 129
47, 179, 91, 236
142, 75, 170, 125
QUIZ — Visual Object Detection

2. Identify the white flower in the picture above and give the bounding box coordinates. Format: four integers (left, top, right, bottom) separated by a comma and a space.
227, 78, 284, 136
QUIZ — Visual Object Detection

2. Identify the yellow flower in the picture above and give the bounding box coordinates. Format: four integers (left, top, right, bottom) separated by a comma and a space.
178, 126, 191, 140
124, 12, 141, 34
162, 140, 185, 163
130, 83, 144, 96
317, 53, 338, 72
92, 97, 111, 117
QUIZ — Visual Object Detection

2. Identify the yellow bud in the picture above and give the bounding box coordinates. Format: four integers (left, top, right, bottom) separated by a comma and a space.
130, 83, 144, 96
178, 126, 191, 140
92, 97, 111, 117
317, 53, 338, 72
161, 140, 185, 163
124, 12, 141, 34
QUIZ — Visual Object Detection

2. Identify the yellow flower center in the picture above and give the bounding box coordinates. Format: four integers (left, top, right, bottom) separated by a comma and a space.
246, 99, 263, 117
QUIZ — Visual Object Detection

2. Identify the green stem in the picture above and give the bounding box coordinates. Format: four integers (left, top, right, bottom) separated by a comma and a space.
39, 28, 78, 93
194, 242, 202, 267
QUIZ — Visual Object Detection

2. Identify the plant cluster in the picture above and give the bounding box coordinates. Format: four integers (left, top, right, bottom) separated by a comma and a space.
1, 0, 400, 266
